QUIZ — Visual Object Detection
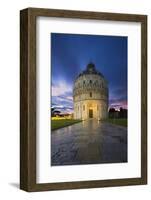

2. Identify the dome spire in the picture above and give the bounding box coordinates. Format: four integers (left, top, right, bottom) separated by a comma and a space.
75, 62, 104, 79
86, 62, 96, 72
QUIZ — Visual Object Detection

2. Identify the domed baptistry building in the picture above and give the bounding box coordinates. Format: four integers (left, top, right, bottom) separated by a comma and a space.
73, 63, 108, 120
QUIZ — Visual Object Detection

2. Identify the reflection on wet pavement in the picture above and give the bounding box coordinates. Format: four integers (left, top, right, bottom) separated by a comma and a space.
51, 119, 127, 166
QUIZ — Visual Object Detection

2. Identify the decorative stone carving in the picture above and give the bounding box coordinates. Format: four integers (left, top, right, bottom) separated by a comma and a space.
73, 63, 108, 120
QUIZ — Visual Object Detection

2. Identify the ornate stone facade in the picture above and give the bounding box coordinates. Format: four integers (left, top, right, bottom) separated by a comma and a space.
73, 63, 108, 120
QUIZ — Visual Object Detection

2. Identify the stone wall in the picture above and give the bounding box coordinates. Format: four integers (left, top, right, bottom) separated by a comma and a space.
73, 68, 108, 120
74, 99, 108, 120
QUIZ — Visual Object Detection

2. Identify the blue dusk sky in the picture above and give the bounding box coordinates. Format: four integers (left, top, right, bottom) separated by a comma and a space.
51, 33, 127, 114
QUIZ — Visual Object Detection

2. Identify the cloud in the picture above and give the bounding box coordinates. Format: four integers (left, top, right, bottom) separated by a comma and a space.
51, 79, 74, 114
109, 86, 127, 109
51, 93, 74, 114
52, 81, 72, 97
109, 99, 127, 109
51, 103, 73, 114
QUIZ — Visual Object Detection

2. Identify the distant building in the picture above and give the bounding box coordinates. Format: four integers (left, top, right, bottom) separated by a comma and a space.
73, 63, 108, 120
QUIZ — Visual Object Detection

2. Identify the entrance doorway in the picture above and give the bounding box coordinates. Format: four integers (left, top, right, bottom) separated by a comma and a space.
89, 109, 93, 118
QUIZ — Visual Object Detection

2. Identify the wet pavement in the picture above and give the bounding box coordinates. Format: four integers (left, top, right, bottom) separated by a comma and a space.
51, 119, 127, 166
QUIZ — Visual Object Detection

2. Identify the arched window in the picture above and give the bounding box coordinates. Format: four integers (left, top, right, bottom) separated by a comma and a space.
90, 92, 92, 97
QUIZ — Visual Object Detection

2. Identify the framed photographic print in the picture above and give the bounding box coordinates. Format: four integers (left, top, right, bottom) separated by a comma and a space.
20, 8, 147, 191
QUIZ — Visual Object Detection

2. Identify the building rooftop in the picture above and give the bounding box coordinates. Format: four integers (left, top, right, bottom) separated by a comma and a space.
76, 63, 104, 79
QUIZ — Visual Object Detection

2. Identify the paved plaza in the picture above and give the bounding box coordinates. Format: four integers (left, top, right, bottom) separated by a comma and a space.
51, 119, 127, 166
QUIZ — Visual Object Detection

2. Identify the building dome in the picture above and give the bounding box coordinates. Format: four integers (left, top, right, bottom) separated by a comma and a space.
73, 63, 108, 120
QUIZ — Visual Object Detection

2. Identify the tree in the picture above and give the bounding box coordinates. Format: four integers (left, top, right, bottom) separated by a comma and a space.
109, 108, 116, 118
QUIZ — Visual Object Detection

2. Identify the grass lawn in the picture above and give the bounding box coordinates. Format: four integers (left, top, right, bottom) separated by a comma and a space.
105, 118, 127, 127
51, 119, 82, 131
